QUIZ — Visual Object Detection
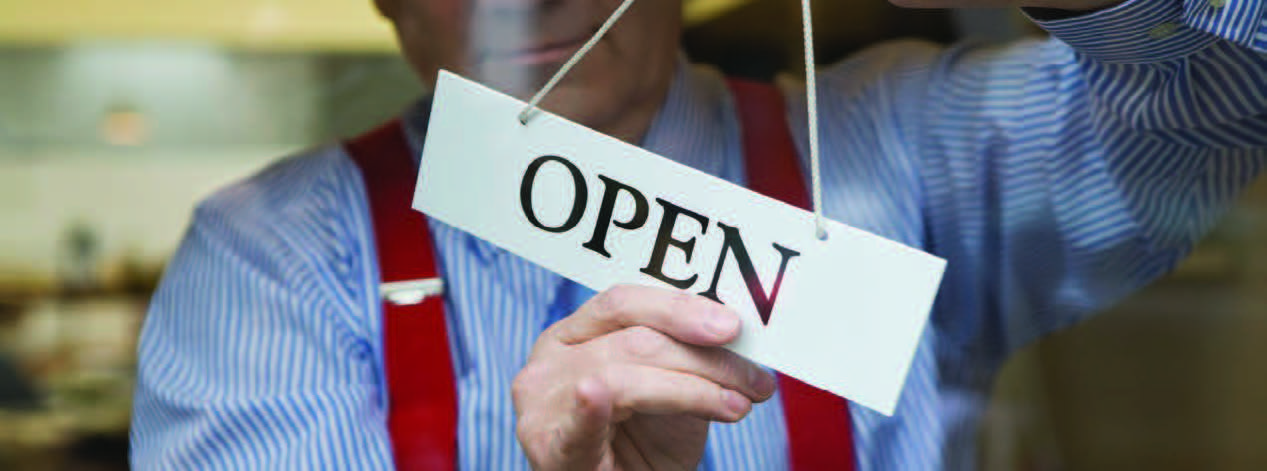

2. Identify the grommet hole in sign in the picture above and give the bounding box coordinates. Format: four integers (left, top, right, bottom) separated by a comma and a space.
415, 1, 946, 414
517, 0, 830, 242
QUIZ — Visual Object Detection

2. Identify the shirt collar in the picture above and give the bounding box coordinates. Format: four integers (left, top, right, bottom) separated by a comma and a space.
402, 94, 432, 164
639, 57, 740, 180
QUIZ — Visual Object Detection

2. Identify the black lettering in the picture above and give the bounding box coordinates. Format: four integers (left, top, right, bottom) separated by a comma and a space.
699, 222, 801, 325
519, 155, 587, 233
581, 175, 649, 258
639, 198, 709, 289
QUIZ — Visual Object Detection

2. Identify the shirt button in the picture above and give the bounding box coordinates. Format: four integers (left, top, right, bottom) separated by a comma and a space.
1209, 0, 1227, 7
1148, 22, 1181, 40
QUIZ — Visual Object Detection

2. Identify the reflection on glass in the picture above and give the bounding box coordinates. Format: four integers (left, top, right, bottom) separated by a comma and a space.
0, 1, 1263, 470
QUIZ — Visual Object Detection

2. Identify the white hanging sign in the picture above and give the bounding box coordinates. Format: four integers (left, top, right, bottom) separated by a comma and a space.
415, 70, 945, 415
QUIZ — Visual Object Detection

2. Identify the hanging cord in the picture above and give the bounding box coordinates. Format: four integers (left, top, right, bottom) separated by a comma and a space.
799, 0, 826, 240
518, 0, 827, 241
518, 0, 638, 124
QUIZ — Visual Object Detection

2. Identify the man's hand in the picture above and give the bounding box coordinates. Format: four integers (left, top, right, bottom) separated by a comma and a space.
888, 0, 1123, 11
512, 284, 777, 470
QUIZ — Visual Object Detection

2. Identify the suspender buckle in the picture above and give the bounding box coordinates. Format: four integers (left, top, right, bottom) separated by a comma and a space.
381, 278, 445, 306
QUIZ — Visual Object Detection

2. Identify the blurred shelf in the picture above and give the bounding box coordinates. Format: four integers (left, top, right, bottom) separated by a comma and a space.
0, 0, 753, 52
0, 0, 397, 52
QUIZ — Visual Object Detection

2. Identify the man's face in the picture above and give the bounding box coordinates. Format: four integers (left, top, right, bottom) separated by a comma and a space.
377, 0, 683, 137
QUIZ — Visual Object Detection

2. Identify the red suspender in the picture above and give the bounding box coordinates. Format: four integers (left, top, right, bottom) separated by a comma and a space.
346, 121, 458, 471
350, 79, 855, 471
727, 78, 858, 471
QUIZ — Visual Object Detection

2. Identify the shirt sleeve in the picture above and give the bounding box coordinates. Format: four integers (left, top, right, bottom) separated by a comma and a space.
931, 0, 1267, 357
807, 0, 1267, 364
129, 151, 394, 470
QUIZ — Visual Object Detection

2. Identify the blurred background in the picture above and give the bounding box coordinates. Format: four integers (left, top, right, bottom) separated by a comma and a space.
0, 0, 1262, 469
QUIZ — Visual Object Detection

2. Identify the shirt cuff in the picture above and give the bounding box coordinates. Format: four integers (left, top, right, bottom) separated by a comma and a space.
1182, 0, 1267, 52
1025, 0, 1223, 64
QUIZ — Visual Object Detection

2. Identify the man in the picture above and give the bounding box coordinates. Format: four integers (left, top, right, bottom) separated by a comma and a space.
130, 0, 1267, 468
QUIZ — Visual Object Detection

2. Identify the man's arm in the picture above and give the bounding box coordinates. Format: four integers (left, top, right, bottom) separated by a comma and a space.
130, 154, 393, 469
805, 0, 1266, 360
933, 0, 1266, 354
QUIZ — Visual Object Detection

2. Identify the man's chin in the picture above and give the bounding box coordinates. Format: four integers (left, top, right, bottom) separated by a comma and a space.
454, 60, 625, 134
536, 84, 605, 121
465, 64, 543, 100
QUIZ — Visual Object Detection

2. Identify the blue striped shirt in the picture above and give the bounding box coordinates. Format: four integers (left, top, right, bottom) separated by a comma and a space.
131, 0, 1267, 469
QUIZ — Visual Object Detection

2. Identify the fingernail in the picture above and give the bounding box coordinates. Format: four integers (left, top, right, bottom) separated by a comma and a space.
721, 389, 749, 417
750, 367, 776, 396
705, 310, 738, 338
